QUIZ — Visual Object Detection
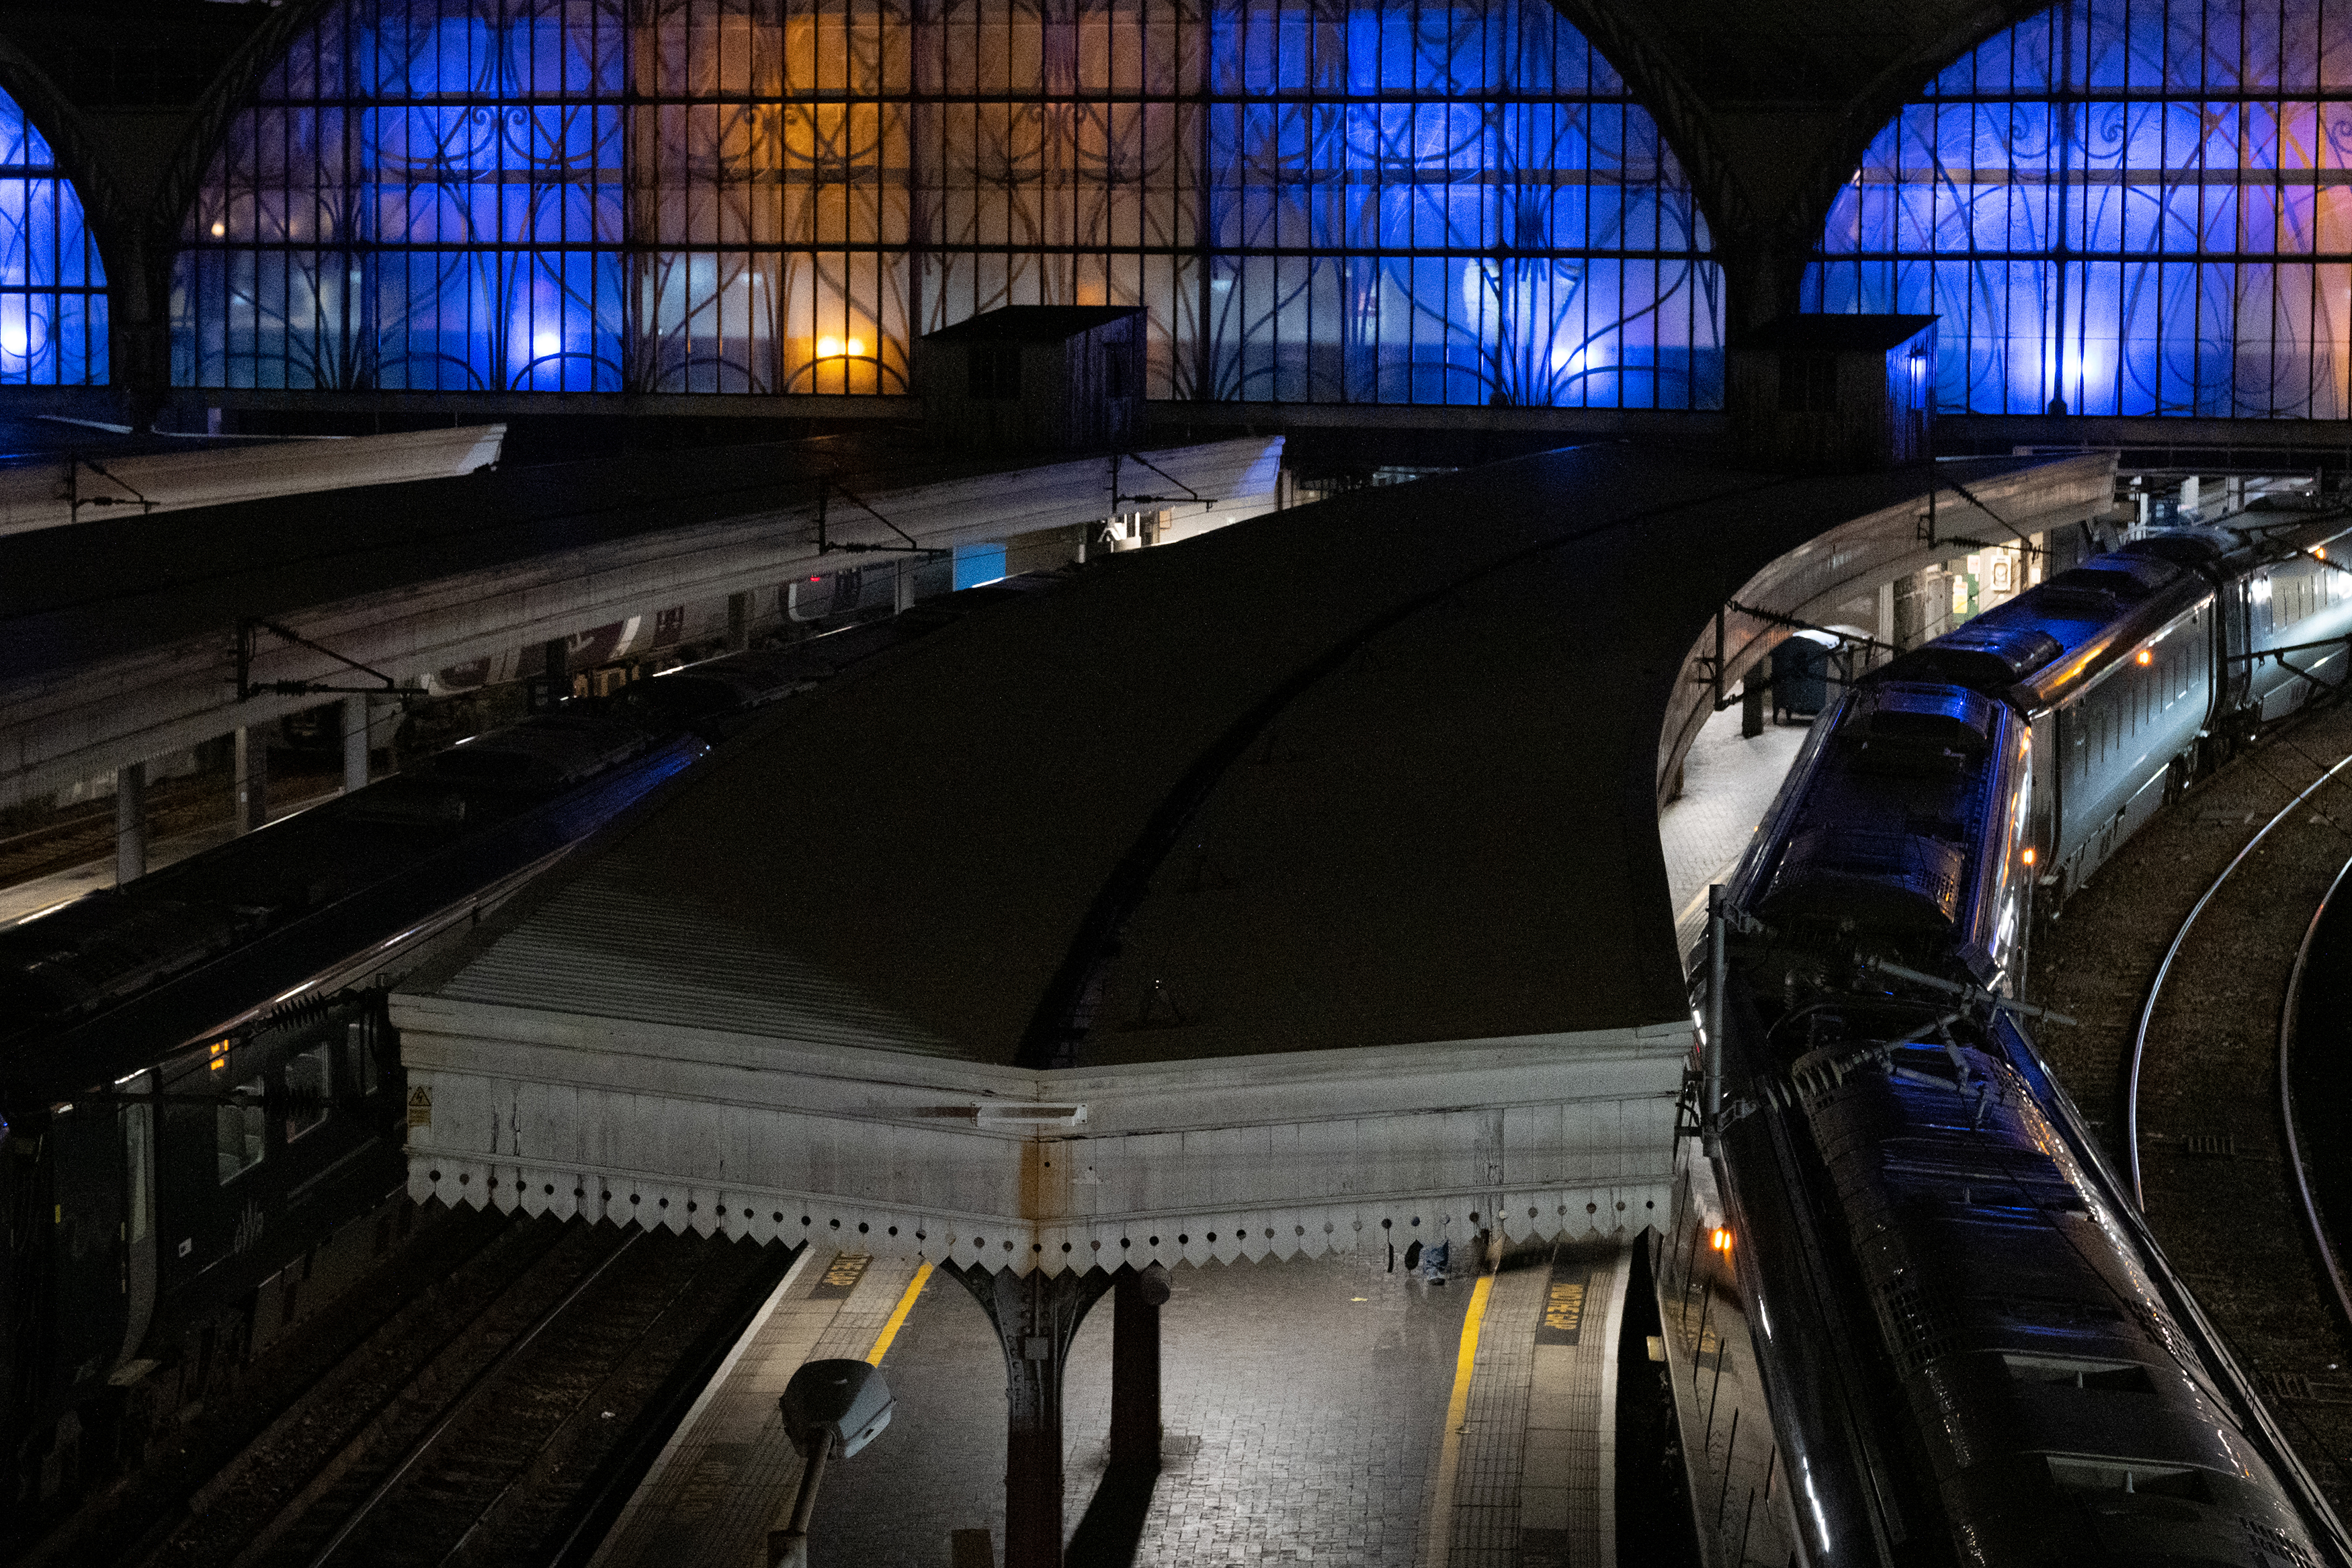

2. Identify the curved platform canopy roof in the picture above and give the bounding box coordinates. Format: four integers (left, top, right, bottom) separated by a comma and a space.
410, 444, 2095, 1068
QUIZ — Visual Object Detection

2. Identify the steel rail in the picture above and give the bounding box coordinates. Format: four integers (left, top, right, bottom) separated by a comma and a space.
302, 1229, 648, 1568
2280, 851, 2352, 1338
2127, 746, 2352, 1208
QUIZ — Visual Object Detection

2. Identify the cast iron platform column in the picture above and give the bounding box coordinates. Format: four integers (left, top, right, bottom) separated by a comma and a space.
343, 694, 371, 793
1108, 1263, 1169, 1470
233, 727, 268, 834
949, 1262, 1113, 1568
114, 762, 145, 883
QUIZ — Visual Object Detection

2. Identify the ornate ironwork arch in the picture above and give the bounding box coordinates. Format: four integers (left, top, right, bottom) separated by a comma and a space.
169, 0, 1724, 408
1809, 0, 2352, 419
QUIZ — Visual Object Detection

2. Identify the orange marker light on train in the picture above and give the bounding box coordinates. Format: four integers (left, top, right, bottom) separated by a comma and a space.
2022, 847, 2037, 866
1711, 1227, 1733, 1253
2136, 649, 2152, 665
2318, 547, 2329, 561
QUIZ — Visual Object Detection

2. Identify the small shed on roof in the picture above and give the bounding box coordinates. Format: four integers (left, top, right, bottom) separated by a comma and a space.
917, 305, 1146, 456
1730, 313, 1938, 474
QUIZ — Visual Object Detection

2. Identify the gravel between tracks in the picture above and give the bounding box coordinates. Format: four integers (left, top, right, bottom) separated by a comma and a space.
2031, 697, 2352, 1512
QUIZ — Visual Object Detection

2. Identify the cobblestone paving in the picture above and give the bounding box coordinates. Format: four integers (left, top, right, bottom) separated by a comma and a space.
810, 1247, 1473, 1566
1658, 705, 1807, 951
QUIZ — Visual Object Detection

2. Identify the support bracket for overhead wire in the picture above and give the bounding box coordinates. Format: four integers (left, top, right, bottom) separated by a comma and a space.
1110, 449, 1211, 511
70, 460, 157, 522
1917, 472, 2054, 560
235, 619, 417, 701
2226, 631, 2352, 699
1695, 601, 1893, 713
814, 475, 948, 558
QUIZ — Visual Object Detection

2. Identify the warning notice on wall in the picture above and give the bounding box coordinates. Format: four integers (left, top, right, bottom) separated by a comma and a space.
406, 1087, 432, 1129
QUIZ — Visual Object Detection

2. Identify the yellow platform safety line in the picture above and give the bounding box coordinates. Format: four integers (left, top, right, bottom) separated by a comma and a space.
1423, 1262, 1497, 1568
866, 1260, 933, 1365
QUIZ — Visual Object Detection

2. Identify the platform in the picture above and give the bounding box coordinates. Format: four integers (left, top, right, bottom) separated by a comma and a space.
1658, 702, 1810, 955
590, 1237, 1632, 1567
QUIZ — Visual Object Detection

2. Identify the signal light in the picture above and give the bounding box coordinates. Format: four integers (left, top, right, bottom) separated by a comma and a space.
208, 1040, 230, 1073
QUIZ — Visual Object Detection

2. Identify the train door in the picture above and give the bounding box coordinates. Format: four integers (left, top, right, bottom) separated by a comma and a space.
2220, 573, 2253, 718
116, 1077, 155, 1374
43, 1103, 129, 1419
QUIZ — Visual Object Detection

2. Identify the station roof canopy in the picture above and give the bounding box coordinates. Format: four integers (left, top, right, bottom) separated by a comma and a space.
407, 444, 2075, 1070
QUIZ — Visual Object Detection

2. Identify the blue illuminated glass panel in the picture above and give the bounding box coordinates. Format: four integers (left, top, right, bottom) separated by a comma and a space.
1198, 0, 1717, 404
173, 0, 1718, 408
0, 94, 105, 386
1809, 0, 2352, 418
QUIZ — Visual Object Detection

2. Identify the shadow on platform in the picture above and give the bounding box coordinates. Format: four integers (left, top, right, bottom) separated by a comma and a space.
1065, 1461, 1161, 1567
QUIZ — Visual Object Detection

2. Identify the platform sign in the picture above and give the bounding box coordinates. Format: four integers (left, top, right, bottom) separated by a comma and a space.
406, 1087, 431, 1129
812, 1252, 871, 1300
1536, 1261, 1590, 1345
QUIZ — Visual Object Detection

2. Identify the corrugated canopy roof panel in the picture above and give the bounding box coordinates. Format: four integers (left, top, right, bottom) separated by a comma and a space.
411, 445, 2070, 1068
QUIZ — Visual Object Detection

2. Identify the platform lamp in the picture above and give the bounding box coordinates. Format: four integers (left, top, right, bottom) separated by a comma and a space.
769, 1359, 896, 1567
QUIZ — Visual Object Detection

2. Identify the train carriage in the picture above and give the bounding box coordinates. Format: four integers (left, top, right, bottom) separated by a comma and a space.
1702, 513, 2352, 1565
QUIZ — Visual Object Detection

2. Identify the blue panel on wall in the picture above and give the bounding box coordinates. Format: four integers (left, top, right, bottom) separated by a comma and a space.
952, 542, 1008, 591
1809, 0, 2352, 419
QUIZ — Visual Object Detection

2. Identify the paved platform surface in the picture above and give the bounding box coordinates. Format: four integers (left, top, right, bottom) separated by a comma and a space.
593, 1245, 931, 1568
1658, 701, 1809, 955
598, 1236, 1642, 1567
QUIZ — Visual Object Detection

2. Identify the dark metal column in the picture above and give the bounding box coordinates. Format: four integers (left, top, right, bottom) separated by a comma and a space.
543, 638, 569, 705
949, 1262, 1112, 1568
1107, 1264, 1167, 1471
113, 762, 146, 883
343, 695, 370, 793
233, 727, 268, 834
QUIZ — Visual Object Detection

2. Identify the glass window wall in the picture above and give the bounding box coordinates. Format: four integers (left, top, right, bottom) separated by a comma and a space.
1808, 0, 2352, 418
171, 0, 1719, 407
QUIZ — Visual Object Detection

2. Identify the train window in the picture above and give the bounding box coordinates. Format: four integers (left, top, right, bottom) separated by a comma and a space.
2002, 1353, 2151, 1392
285, 1044, 331, 1142
345, 1018, 380, 1098
122, 1101, 153, 1246
217, 1078, 266, 1183
2044, 1457, 2208, 1501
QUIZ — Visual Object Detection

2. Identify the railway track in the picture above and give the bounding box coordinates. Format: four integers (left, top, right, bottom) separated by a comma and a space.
2281, 851, 2352, 1339
22, 1213, 793, 1568
0, 770, 344, 896
2031, 697, 2352, 1510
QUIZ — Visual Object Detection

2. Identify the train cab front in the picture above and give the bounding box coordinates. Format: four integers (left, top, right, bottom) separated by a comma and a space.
1744, 679, 2032, 1002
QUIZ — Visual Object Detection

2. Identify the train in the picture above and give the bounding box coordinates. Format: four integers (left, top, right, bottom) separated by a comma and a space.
1700, 499, 2352, 1564
0, 570, 1058, 1516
